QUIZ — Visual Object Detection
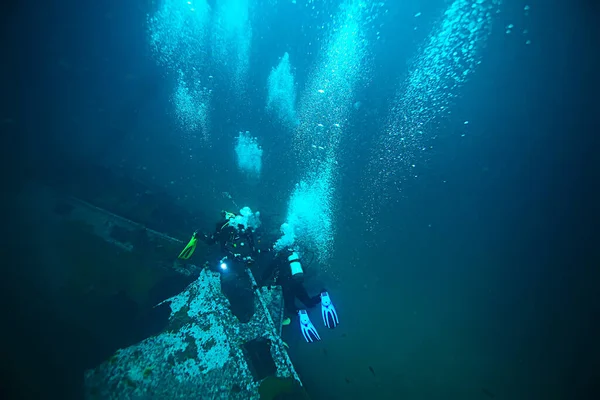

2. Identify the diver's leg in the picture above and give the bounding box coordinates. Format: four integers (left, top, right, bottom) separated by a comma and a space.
282, 284, 298, 316
220, 267, 255, 323
293, 280, 321, 308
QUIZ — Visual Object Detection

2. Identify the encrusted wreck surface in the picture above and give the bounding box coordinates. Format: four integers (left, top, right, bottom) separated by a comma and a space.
84, 269, 300, 399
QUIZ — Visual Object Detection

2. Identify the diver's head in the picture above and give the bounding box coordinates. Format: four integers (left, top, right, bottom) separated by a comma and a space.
221, 210, 236, 220
287, 246, 300, 256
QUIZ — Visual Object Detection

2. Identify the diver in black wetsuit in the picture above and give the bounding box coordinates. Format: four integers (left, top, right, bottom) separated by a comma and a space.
261, 248, 321, 318
201, 210, 260, 322
202, 210, 258, 270
178, 212, 338, 340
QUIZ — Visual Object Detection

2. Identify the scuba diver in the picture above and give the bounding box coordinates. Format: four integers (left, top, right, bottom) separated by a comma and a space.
178, 210, 259, 269
262, 247, 339, 343
178, 209, 262, 322
178, 209, 338, 341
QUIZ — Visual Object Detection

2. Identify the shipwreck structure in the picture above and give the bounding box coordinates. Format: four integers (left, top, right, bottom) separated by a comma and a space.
23, 163, 306, 399
85, 269, 303, 399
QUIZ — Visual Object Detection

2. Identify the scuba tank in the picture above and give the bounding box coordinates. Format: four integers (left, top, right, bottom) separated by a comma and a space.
288, 251, 304, 279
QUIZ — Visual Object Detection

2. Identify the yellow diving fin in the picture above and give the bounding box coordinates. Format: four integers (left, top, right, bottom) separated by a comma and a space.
178, 232, 198, 260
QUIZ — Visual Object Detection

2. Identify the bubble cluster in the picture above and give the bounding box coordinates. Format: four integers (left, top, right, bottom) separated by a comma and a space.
275, 159, 336, 264
278, 0, 379, 263
365, 0, 502, 228
235, 131, 263, 178
212, 0, 252, 96
148, 0, 212, 137
172, 70, 211, 138
229, 206, 262, 231
147, 0, 211, 70
266, 52, 299, 130
294, 0, 373, 167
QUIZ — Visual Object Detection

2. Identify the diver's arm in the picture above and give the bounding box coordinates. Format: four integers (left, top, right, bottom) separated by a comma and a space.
198, 230, 217, 245
201, 233, 215, 245
200, 221, 226, 246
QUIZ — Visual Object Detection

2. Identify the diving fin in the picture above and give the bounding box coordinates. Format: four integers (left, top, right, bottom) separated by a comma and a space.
178, 232, 198, 260
321, 292, 339, 329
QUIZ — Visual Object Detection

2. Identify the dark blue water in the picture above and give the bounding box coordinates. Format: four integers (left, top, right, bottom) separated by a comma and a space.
2, 0, 598, 399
